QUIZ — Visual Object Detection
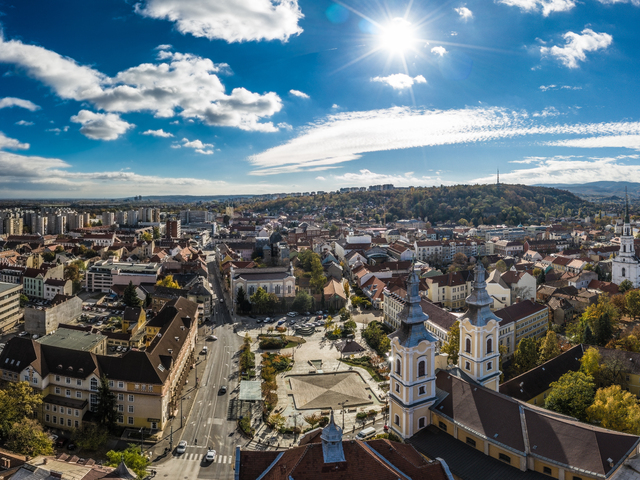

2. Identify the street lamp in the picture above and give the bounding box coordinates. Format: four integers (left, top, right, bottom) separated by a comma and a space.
140, 427, 144, 454
339, 400, 349, 430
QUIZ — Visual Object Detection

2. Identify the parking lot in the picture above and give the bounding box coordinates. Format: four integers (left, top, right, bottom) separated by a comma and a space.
237, 310, 332, 335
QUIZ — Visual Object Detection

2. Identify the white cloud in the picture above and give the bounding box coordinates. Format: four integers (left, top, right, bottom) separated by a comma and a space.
248, 105, 640, 175
134, 0, 303, 43
15, 120, 34, 126
277, 122, 293, 131
539, 84, 582, 91
334, 169, 441, 187
331, 104, 340, 109
46, 126, 69, 135
142, 129, 174, 137
371, 73, 426, 90
155, 44, 173, 50
172, 137, 214, 154
0, 132, 29, 150
498, 0, 576, 16
473, 156, 640, 185
431, 46, 448, 56
315, 176, 326, 181
532, 107, 561, 117
70, 110, 134, 140
289, 89, 309, 99
540, 28, 612, 68
0, 37, 283, 133
0, 97, 40, 111
548, 135, 640, 149
455, 6, 473, 19
596, 0, 640, 4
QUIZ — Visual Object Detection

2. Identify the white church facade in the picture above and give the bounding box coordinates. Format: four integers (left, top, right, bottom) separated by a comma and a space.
612, 201, 640, 288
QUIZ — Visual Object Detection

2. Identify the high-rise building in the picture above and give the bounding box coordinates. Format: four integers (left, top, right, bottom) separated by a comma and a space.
102, 212, 115, 226
166, 219, 181, 239
116, 211, 127, 226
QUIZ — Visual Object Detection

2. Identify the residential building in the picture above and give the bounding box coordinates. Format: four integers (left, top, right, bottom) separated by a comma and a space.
493, 240, 523, 257
0, 297, 198, 432
83, 260, 161, 292
23, 265, 64, 299
500, 269, 537, 302
494, 300, 550, 356
0, 282, 22, 334
43, 278, 72, 300
24, 294, 83, 336
166, 219, 181, 239
414, 240, 443, 264
424, 271, 473, 309
485, 269, 511, 309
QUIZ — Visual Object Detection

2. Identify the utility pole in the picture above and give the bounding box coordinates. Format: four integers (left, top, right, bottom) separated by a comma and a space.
170, 424, 173, 451
180, 396, 183, 429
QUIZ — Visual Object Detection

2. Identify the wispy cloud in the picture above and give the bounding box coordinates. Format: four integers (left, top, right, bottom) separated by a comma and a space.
454, 6, 473, 20
539, 84, 582, 91
548, 135, 640, 149
15, 120, 34, 126
289, 89, 310, 99
498, 0, 576, 16
541, 28, 612, 68
334, 169, 444, 187
0, 97, 40, 111
371, 73, 426, 90
248, 106, 640, 175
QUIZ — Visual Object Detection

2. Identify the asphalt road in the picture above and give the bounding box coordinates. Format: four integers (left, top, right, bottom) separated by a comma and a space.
155, 257, 242, 480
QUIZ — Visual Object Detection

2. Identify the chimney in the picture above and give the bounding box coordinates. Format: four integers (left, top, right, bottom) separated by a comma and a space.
516, 296, 521, 304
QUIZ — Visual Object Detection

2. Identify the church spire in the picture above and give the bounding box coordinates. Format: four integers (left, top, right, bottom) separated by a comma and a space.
461, 263, 500, 327
625, 186, 630, 224
321, 409, 345, 463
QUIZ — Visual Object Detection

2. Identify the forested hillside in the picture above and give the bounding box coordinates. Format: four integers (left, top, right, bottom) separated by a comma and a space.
244, 184, 593, 226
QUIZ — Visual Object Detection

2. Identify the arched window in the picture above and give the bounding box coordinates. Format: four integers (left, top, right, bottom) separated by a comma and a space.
395, 358, 402, 375
418, 360, 426, 378
275, 285, 281, 295
249, 286, 255, 295
487, 337, 493, 354
622, 268, 626, 278
394, 414, 400, 426
465, 338, 472, 353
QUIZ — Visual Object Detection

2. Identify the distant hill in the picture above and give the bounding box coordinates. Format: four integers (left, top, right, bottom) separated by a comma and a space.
539, 181, 640, 200
243, 184, 592, 226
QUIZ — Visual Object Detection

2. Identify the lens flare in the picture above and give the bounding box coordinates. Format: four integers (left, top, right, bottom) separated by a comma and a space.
379, 18, 415, 54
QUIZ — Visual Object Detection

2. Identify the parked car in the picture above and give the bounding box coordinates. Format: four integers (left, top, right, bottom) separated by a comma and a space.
67, 443, 76, 451
202, 346, 208, 354
56, 437, 68, 448
206, 335, 218, 341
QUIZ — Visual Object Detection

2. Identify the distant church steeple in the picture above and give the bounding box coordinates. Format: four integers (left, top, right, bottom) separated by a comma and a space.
497, 168, 500, 186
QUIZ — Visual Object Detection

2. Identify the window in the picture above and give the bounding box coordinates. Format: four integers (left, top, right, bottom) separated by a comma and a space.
438, 421, 447, 432
90, 378, 98, 391
55, 387, 61, 395
66, 389, 71, 397
418, 417, 426, 429
23, 375, 29, 381
67, 408, 72, 415
52, 405, 57, 412
117, 415, 124, 424
498, 453, 511, 464
67, 419, 72, 427
487, 337, 493, 354
466, 437, 476, 448
622, 267, 626, 277
74, 410, 79, 417
275, 285, 281, 295
394, 414, 400, 426
395, 358, 401, 375
45, 405, 50, 411
52, 416, 57, 424
55, 375, 60, 381
418, 360, 425, 378
118, 405, 124, 412
45, 414, 50, 422
149, 385, 153, 392
465, 338, 471, 353
543, 466, 552, 475
418, 386, 425, 395
74, 420, 79, 428
487, 362, 492, 371
465, 361, 470, 371
77, 379, 82, 386
128, 394, 134, 402
109, 380, 114, 388
90, 394, 98, 412
118, 381, 124, 388
66, 377, 71, 384
76, 392, 82, 398
128, 405, 134, 413
128, 417, 134, 425
395, 383, 400, 393
60, 417, 64, 425
33, 377, 38, 384
118, 393, 124, 401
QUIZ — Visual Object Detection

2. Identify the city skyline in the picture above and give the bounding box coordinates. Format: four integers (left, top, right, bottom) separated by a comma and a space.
2, 0, 640, 198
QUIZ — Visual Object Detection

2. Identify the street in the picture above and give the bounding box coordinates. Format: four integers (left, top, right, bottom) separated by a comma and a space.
153, 255, 241, 480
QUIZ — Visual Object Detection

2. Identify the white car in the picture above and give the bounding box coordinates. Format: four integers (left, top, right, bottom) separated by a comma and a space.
204, 449, 216, 462
176, 440, 187, 454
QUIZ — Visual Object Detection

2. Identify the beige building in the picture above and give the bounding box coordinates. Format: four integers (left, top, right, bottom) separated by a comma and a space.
0, 281, 22, 334
494, 300, 550, 356
424, 271, 473, 309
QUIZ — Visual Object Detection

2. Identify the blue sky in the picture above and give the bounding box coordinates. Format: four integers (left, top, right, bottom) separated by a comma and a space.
2, 0, 640, 198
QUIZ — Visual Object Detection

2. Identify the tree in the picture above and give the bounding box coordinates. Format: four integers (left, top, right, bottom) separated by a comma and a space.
0, 381, 43, 438
64, 263, 80, 282
362, 321, 390, 355
513, 337, 539, 375
72, 424, 109, 451
95, 375, 117, 431
611, 294, 628, 317
532, 268, 545, 285
598, 357, 629, 390
343, 281, 350, 299
156, 275, 180, 289
495, 260, 507, 273
619, 279, 634, 293
538, 331, 561, 364
19, 294, 29, 307
140, 231, 153, 242
291, 291, 313, 313
339, 307, 351, 322
544, 371, 596, 421
268, 413, 286, 431
626, 290, 640, 320
587, 385, 640, 434
580, 347, 602, 377
236, 286, 251, 313
583, 324, 595, 345
304, 412, 323, 429
343, 320, 357, 336
106, 445, 150, 479
123, 281, 142, 307
6, 419, 53, 457
324, 316, 334, 332
441, 321, 460, 365
152, 226, 161, 239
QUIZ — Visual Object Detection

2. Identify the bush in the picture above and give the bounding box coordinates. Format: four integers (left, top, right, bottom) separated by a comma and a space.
356, 412, 368, 420
259, 335, 287, 350
239, 416, 255, 437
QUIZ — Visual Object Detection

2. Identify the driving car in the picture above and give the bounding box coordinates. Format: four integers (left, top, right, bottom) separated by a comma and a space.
176, 440, 187, 454
204, 449, 216, 462
206, 335, 218, 341
218, 385, 227, 395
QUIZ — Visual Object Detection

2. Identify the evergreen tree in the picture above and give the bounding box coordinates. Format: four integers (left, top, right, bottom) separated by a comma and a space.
594, 313, 613, 346
95, 375, 117, 432
123, 281, 142, 307
583, 325, 595, 345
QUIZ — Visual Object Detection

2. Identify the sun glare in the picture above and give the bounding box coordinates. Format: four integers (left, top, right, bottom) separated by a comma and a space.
379, 18, 415, 54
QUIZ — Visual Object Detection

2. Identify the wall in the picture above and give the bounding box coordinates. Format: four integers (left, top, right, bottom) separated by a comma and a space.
24, 296, 82, 336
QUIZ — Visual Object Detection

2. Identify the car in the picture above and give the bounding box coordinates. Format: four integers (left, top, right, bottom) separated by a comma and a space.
121, 347, 128, 353
287, 312, 297, 317
219, 299, 224, 304
316, 310, 323, 315
206, 335, 218, 341
264, 317, 271, 322
317, 315, 323, 320
96, 321, 103, 326
176, 440, 187, 454
256, 319, 262, 324
18, 331, 28, 337
116, 346, 122, 352
56, 437, 68, 448
204, 449, 216, 462
304, 312, 311, 316
277, 319, 285, 326
67, 443, 76, 451
201, 346, 208, 354
218, 385, 227, 395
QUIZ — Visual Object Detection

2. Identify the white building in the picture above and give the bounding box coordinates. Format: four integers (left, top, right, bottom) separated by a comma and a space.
612, 202, 640, 287
230, 266, 296, 304
83, 260, 161, 292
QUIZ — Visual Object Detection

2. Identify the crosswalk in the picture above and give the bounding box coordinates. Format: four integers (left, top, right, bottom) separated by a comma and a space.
177, 451, 234, 464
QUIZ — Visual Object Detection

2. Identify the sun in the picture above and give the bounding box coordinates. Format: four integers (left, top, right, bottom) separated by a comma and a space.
379, 18, 416, 54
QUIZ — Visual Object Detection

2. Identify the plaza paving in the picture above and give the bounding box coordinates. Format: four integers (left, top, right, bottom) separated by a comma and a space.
288, 371, 374, 409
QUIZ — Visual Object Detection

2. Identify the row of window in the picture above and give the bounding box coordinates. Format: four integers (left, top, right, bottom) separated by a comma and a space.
394, 358, 427, 377
45, 405, 80, 416
464, 337, 494, 355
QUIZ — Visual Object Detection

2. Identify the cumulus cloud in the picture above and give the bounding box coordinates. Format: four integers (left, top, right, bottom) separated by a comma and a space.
248, 106, 640, 175
334, 169, 441, 187
472, 156, 640, 185
15, 120, 34, 126
371, 74, 426, 90
70, 110, 134, 140
541, 28, 612, 68
289, 89, 309, 99
315, 176, 326, 181
134, 0, 303, 43
0, 36, 283, 133
498, 0, 576, 16
455, 6, 473, 19
0, 132, 29, 150
172, 137, 214, 154
0, 97, 40, 111
142, 129, 174, 137
431, 46, 448, 56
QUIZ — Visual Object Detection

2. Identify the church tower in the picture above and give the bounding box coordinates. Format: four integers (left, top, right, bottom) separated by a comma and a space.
612, 189, 639, 287
458, 263, 501, 391
388, 263, 437, 439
